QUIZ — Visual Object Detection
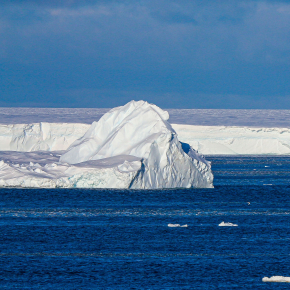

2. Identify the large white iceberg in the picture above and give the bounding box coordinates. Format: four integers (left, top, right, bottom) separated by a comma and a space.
60, 100, 213, 189
0, 100, 213, 189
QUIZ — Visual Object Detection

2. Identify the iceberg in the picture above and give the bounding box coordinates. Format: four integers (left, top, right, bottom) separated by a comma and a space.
168, 224, 188, 227
262, 276, 290, 283
0, 100, 213, 189
218, 222, 238, 227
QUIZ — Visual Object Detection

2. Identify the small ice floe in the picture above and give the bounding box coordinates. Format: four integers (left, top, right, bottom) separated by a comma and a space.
247, 202, 250, 205
218, 221, 238, 227
262, 276, 290, 283
265, 166, 270, 167
168, 224, 188, 227
263, 184, 272, 186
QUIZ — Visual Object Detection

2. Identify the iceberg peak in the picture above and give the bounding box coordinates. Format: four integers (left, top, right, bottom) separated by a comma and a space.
60, 100, 173, 164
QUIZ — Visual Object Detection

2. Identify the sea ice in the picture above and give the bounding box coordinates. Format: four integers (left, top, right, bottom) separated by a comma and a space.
168, 224, 188, 227
262, 276, 290, 282
218, 222, 238, 227
1, 107, 290, 127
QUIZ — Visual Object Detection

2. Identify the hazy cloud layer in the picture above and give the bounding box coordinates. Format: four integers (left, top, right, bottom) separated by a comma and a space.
1, 0, 290, 108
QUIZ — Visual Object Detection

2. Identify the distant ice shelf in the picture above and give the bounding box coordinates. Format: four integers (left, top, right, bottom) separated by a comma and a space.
174, 124, 290, 155
0, 122, 290, 155
1, 107, 290, 127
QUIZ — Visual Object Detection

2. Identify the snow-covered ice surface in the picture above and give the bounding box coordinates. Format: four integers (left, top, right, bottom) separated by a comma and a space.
262, 276, 290, 282
0, 101, 213, 189
0, 108, 110, 125
173, 125, 290, 155
1, 103, 290, 188
218, 222, 238, 227
0, 151, 141, 188
0, 122, 88, 152
60, 100, 213, 189
1, 107, 290, 127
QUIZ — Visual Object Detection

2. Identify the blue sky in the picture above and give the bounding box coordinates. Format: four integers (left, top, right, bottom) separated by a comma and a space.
1, 0, 290, 108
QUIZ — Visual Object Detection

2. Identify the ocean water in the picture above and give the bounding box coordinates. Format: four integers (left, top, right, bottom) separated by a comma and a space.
0, 157, 290, 289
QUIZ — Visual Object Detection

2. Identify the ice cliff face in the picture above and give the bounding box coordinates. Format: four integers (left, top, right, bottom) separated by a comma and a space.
0, 122, 88, 152
60, 100, 213, 189
173, 125, 290, 155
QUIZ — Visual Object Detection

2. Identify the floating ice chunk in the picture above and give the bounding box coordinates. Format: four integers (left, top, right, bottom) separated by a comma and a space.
262, 276, 290, 283
168, 224, 180, 227
218, 221, 238, 227
168, 224, 188, 227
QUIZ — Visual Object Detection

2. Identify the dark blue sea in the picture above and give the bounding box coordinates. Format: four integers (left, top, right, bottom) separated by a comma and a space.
1, 156, 290, 289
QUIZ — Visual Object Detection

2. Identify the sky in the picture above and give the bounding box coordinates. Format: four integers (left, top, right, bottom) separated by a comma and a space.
1, 0, 290, 108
